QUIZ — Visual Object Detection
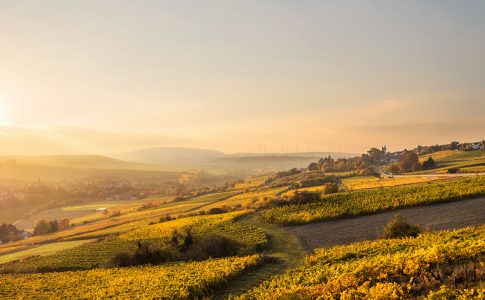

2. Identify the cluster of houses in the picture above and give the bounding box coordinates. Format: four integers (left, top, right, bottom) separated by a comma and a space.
464, 141, 485, 151
414, 140, 485, 156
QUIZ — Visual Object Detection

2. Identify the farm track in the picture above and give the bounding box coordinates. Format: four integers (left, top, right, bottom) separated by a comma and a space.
392, 173, 485, 177
213, 214, 305, 299
287, 197, 485, 251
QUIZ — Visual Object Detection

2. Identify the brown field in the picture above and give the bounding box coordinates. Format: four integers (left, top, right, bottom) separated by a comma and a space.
287, 197, 485, 251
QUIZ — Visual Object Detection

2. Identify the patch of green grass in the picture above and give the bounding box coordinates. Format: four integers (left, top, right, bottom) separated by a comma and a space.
416, 150, 485, 174
214, 213, 305, 299
62, 203, 121, 212
0, 240, 94, 264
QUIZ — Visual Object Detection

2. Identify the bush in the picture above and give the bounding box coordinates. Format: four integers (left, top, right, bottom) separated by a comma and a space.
322, 183, 339, 194
185, 235, 240, 260
284, 191, 321, 205
381, 215, 421, 239
359, 167, 378, 176
300, 175, 339, 188
208, 207, 227, 215
111, 231, 241, 267
159, 215, 174, 222
447, 168, 460, 174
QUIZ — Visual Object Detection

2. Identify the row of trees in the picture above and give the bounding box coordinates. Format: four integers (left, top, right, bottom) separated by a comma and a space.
416, 140, 485, 155
33, 219, 70, 236
307, 147, 389, 174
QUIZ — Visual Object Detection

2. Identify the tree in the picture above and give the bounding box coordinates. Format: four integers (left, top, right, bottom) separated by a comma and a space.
367, 147, 386, 164
49, 220, 59, 233
0, 223, 22, 243
33, 220, 51, 236
422, 157, 436, 169
58, 219, 70, 230
398, 151, 419, 172
307, 162, 319, 171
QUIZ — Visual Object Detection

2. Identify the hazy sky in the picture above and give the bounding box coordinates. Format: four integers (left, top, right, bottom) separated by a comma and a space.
0, 1, 484, 154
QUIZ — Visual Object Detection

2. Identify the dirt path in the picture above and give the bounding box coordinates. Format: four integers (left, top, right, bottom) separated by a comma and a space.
287, 197, 485, 251
213, 214, 306, 299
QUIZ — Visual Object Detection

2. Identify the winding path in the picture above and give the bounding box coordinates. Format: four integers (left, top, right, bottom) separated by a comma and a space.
213, 214, 305, 299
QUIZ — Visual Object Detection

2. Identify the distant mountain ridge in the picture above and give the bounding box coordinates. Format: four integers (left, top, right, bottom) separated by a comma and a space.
115, 147, 227, 165
114, 147, 358, 173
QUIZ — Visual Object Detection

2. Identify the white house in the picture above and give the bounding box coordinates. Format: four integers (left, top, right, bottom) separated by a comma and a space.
470, 143, 481, 151
21, 231, 32, 240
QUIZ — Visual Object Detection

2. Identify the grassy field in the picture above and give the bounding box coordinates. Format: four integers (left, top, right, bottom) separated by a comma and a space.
416, 150, 485, 173
0, 211, 267, 273
0, 240, 94, 264
214, 213, 305, 299
341, 175, 442, 190
196, 186, 290, 212
62, 203, 122, 211
233, 176, 270, 190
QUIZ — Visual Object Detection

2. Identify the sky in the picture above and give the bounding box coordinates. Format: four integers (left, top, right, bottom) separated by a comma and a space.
0, 0, 484, 155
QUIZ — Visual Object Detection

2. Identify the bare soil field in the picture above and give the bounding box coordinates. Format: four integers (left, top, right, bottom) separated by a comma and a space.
287, 197, 485, 251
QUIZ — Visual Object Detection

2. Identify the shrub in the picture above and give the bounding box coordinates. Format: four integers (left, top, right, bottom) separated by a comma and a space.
322, 183, 339, 194
160, 215, 174, 222
359, 167, 378, 176
300, 175, 339, 188
111, 234, 241, 267
381, 215, 421, 239
447, 168, 460, 174
284, 191, 321, 205
208, 207, 227, 215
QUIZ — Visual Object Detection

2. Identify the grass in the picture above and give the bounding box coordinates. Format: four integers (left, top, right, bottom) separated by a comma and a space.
0, 240, 94, 264
416, 150, 485, 174
0, 211, 265, 273
233, 176, 270, 190
0, 191, 241, 254
341, 175, 441, 190
62, 203, 121, 212
214, 213, 305, 299
198, 186, 290, 212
